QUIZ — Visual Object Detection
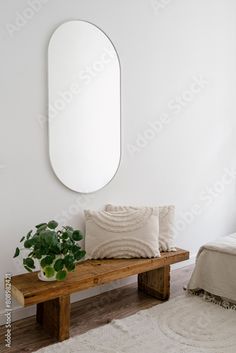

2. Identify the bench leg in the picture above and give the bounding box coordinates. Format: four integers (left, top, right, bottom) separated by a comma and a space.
36, 295, 70, 341
138, 265, 170, 300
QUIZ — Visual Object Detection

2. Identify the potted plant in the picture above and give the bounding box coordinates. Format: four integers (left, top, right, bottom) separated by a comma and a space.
13, 220, 86, 281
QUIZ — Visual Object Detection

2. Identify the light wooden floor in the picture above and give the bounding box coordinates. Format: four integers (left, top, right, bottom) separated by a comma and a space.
0, 265, 193, 353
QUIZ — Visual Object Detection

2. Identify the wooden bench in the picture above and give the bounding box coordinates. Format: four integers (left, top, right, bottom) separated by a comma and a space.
11, 248, 189, 341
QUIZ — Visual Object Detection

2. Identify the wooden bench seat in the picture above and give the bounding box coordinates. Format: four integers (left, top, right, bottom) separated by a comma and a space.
11, 248, 189, 341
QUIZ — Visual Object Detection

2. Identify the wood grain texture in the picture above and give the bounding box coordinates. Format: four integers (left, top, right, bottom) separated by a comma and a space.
11, 249, 189, 307
36, 295, 70, 341
138, 265, 170, 300
0, 265, 194, 353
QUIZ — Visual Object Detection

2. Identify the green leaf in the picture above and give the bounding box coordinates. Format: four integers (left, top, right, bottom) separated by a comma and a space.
47, 220, 58, 229
34, 237, 41, 251
36, 224, 48, 232
36, 223, 47, 229
40, 255, 54, 268
56, 270, 67, 281
67, 231, 73, 239
38, 245, 48, 256
13, 247, 20, 258
66, 262, 75, 272
24, 265, 33, 272
34, 250, 42, 259
25, 258, 35, 269
44, 266, 55, 278
24, 239, 33, 248
71, 245, 81, 254
40, 257, 47, 268
54, 258, 64, 272
50, 244, 61, 255
72, 230, 83, 241
41, 230, 57, 245
26, 230, 33, 239
62, 232, 69, 240
75, 250, 86, 261
40, 230, 52, 238
30, 237, 38, 246
63, 226, 73, 232
64, 255, 74, 267
20, 236, 25, 242
62, 245, 69, 255
45, 255, 54, 265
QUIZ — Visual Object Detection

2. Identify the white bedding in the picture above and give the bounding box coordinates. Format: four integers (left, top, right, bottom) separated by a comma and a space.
187, 233, 236, 303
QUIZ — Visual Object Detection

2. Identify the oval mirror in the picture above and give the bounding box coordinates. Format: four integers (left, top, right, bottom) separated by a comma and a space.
48, 21, 120, 193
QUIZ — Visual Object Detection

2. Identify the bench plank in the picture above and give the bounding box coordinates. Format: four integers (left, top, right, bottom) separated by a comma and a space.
12, 249, 189, 307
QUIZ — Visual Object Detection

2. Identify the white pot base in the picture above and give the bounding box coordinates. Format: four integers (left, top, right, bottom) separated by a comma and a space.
38, 271, 57, 282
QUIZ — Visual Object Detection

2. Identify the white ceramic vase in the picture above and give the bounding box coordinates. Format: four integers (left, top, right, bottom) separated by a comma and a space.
38, 269, 57, 281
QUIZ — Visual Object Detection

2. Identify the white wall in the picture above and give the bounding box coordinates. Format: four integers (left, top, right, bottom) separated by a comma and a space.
1, 0, 236, 322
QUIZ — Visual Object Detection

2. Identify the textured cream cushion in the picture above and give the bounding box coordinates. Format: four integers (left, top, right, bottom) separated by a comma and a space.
84, 208, 160, 259
105, 204, 176, 252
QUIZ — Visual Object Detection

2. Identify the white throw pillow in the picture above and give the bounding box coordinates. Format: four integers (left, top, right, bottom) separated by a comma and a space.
105, 204, 176, 252
84, 208, 160, 259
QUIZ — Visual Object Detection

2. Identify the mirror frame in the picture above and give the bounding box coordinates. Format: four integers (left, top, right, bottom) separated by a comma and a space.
48, 20, 121, 193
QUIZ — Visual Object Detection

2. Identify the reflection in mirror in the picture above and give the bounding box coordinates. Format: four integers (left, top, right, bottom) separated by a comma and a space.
48, 21, 120, 193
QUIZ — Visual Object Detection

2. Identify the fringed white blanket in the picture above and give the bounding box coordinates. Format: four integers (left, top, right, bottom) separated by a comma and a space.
187, 233, 236, 308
